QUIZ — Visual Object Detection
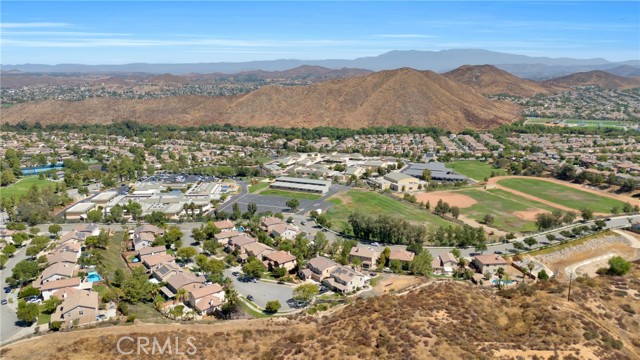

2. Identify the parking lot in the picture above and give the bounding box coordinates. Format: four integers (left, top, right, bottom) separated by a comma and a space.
137, 173, 217, 185
224, 267, 296, 311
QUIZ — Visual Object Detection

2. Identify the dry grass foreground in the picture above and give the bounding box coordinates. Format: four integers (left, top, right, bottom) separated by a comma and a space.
3, 272, 640, 360
2, 68, 521, 132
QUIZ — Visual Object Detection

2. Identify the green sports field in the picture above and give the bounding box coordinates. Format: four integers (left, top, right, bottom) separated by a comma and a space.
325, 190, 453, 232
448, 160, 506, 181
457, 189, 558, 233
497, 178, 625, 213
0, 176, 56, 200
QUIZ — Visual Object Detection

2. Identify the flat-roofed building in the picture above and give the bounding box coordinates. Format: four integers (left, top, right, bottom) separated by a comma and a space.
270, 176, 331, 194
90, 191, 118, 205
65, 202, 97, 220
383, 172, 419, 192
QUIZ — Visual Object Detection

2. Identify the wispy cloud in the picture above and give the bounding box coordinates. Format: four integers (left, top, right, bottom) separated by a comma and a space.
0, 22, 71, 29
374, 34, 435, 39
3, 31, 132, 37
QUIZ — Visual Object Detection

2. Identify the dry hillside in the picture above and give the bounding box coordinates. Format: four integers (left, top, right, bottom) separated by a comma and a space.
443, 64, 552, 97
1, 68, 522, 131
2, 268, 639, 360
543, 70, 640, 90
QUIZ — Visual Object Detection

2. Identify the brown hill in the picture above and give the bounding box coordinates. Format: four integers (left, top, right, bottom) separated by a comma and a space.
443, 64, 552, 97
544, 70, 640, 90
1, 68, 522, 131
2, 273, 639, 360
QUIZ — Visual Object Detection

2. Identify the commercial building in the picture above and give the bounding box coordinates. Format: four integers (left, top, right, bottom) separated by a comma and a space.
269, 176, 331, 194
402, 162, 467, 182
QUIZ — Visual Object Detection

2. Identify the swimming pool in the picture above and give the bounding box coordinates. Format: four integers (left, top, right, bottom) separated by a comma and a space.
492, 279, 515, 285
87, 271, 102, 282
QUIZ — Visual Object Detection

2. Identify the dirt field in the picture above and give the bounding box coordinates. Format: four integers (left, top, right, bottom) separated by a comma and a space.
370, 274, 424, 295
527, 233, 640, 281
414, 191, 477, 208
512, 209, 547, 221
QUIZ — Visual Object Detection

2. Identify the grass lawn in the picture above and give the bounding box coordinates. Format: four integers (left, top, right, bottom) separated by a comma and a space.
92, 283, 109, 297
38, 304, 51, 325
239, 299, 271, 318
0, 176, 56, 200
96, 232, 127, 282
248, 181, 270, 193
448, 160, 506, 181
325, 190, 453, 232
258, 189, 322, 200
129, 302, 172, 323
486, 189, 560, 212
498, 178, 625, 213
458, 189, 544, 233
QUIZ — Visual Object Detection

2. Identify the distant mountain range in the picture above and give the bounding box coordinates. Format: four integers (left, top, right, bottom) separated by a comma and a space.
3, 49, 639, 80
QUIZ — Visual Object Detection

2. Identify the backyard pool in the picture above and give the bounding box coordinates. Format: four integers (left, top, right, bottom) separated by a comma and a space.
492, 279, 515, 285
87, 271, 102, 282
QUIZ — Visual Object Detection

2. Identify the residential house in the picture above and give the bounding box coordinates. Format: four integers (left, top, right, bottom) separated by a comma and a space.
389, 249, 415, 264
214, 230, 242, 244
51, 290, 99, 327
46, 251, 79, 266
160, 272, 206, 299
228, 235, 258, 253
323, 266, 366, 294
300, 256, 339, 282
137, 245, 166, 258
349, 246, 380, 269
242, 242, 275, 260
74, 223, 101, 237
472, 254, 508, 274
213, 220, 236, 232
40, 277, 82, 300
132, 232, 157, 251
142, 253, 176, 269
260, 216, 284, 230
187, 284, 225, 315
264, 251, 298, 272
151, 262, 183, 283
37, 262, 76, 285
431, 253, 458, 276
268, 223, 300, 240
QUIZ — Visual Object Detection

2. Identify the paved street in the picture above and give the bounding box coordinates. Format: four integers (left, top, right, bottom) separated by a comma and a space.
0, 246, 34, 345
223, 267, 295, 311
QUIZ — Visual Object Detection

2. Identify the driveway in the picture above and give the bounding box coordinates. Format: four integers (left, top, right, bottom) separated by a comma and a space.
223, 267, 295, 311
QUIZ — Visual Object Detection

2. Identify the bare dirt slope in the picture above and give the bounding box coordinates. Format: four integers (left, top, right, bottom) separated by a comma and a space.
2, 276, 639, 360
543, 70, 640, 90
443, 64, 553, 97
1, 68, 522, 131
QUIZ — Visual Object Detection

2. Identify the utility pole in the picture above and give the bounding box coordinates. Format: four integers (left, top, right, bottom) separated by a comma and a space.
567, 272, 573, 302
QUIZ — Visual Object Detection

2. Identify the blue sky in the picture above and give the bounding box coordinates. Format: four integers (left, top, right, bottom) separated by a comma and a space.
1, 1, 638, 64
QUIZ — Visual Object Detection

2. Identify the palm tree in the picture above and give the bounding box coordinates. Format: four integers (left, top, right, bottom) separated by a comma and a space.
175, 288, 186, 305
496, 267, 506, 289
182, 203, 190, 220
526, 261, 535, 283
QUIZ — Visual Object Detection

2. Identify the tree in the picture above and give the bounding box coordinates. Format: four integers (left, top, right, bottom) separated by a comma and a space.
112, 268, 126, 287
546, 234, 556, 241
265, 300, 281, 313
622, 202, 634, 213
523, 237, 537, 248
526, 261, 535, 282
0, 254, 8, 269
42, 296, 63, 314
537, 269, 549, 280
176, 247, 197, 262
2, 244, 17, 257
512, 242, 525, 251
242, 257, 266, 278
247, 202, 258, 216
221, 288, 239, 318
202, 240, 218, 255
410, 251, 433, 276
18, 286, 41, 299
16, 300, 39, 324
496, 267, 506, 289
562, 211, 578, 224
0, 168, 17, 186
580, 208, 593, 221
482, 214, 495, 226
450, 206, 460, 219
293, 284, 319, 303
86, 209, 103, 223
175, 288, 187, 305
11, 260, 39, 284
421, 169, 432, 181
49, 321, 63, 331
48, 224, 62, 236
606, 256, 631, 276
121, 267, 157, 303
286, 198, 300, 212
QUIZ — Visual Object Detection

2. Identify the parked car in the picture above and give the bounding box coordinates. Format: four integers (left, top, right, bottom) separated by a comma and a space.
277, 280, 285, 285
251, 278, 258, 283
1, 299, 7, 305
4, 287, 11, 294
247, 295, 254, 301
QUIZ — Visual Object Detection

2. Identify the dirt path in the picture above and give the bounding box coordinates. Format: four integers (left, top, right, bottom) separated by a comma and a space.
487, 176, 640, 208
